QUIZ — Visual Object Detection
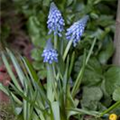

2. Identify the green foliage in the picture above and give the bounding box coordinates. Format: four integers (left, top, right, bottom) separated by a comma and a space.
0, 46, 101, 120
81, 87, 103, 110
98, 37, 114, 64
104, 67, 120, 95
113, 87, 120, 101
10, 0, 117, 80
1, 0, 120, 119
0, 50, 51, 120
74, 56, 120, 113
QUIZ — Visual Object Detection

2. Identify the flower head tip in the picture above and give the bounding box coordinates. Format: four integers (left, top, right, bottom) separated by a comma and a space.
47, 2, 65, 37
66, 15, 89, 46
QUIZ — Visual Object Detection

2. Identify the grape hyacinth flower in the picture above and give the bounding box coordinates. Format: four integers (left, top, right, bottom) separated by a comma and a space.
66, 15, 89, 47
47, 2, 65, 37
42, 39, 58, 64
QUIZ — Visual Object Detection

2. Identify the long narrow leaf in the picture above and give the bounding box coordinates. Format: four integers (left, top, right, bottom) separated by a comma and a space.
71, 51, 86, 98
7, 49, 25, 87
2, 53, 22, 92
51, 101, 60, 120
23, 57, 48, 104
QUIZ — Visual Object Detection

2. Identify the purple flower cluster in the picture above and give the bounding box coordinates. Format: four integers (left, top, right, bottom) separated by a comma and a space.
47, 2, 65, 37
42, 49, 58, 64
66, 16, 89, 47
42, 2, 89, 64
42, 39, 58, 64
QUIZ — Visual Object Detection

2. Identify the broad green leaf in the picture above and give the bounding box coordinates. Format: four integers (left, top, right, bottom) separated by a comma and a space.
38, 70, 47, 80
81, 87, 103, 110
32, 61, 44, 70
74, 57, 102, 86
98, 37, 114, 64
31, 48, 43, 61
97, 15, 114, 27
67, 0, 74, 6
113, 87, 120, 101
43, 0, 50, 6
82, 87, 103, 101
27, 16, 47, 48
93, 0, 101, 5
100, 80, 112, 107
104, 66, 120, 95
90, 28, 106, 40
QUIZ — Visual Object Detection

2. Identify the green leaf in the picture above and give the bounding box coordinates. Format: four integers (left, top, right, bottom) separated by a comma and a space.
67, 0, 74, 6
27, 16, 47, 48
43, 0, 50, 6
69, 51, 75, 76
23, 58, 47, 101
74, 57, 102, 86
51, 101, 60, 120
97, 15, 114, 27
0, 83, 9, 95
32, 61, 44, 70
113, 87, 120, 101
38, 70, 47, 79
2, 53, 22, 92
100, 81, 112, 107
93, 0, 101, 5
90, 28, 106, 40
15, 107, 22, 115
46, 64, 55, 102
31, 48, 43, 61
104, 66, 120, 95
98, 37, 114, 64
7, 49, 26, 87
81, 87, 103, 110
67, 108, 100, 117
71, 51, 86, 97
0, 83, 22, 105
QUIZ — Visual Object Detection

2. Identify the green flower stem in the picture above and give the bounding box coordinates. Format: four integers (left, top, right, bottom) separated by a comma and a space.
100, 100, 120, 117
71, 38, 97, 98
71, 52, 86, 98
63, 38, 73, 61
52, 64, 59, 100
46, 64, 55, 102
69, 52, 75, 76
54, 35, 57, 49
85, 38, 97, 65
60, 39, 64, 55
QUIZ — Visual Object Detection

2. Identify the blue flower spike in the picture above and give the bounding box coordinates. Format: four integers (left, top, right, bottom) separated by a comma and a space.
66, 15, 89, 47
42, 39, 58, 64
47, 2, 65, 37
